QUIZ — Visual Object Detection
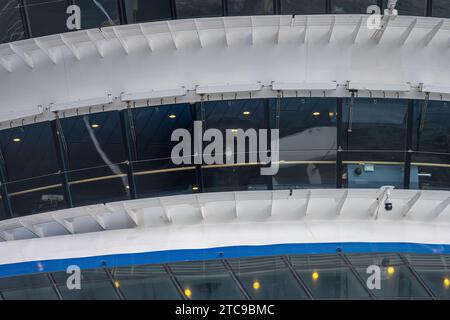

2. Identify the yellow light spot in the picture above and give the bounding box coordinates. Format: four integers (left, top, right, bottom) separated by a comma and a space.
252, 281, 261, 290
114, 280, 120, 288
444, 277, 450, 289
91, 124, 100, 128
312, 271, 319, 281
328, 112, 334, 117
231, 129, 238, 133
243, 111, 251, 116
169, 114, 177, 119
192, 186, 199, 191
12, 138, 21, 142
312, 112, 321, 116
184, 288, 192, 298
387, 266, 395, 276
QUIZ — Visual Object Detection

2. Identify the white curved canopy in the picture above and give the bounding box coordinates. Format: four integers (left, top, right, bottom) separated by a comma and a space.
0, 15, 450, 128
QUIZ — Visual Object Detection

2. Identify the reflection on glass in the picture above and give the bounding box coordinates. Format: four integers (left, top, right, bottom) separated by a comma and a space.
383, 0, 427, 16
412, 153, 450, 191
73, 0, 119, 29
281, 0, 326, 14
290, 254, 369, 299
0, 0, 25, 44
24, 0, 68, 37
228, 0, 274, 15
170, 260, 245, 300
347, 253, 431, 299
271, 98, 337, 189
111, 265, 181, 299
342, 152, 405, 189
176, 0, 222, 18
333, 0, 377, 14
228, 256, 309, 299
61, 111, 129, 206
132, 104, 197, 197
343, 99, 408, 151
406, 254, 450, 299
432, 0, 450, 18
125, 0, 172, 23
53, 268, 118, 300
0, 273, 57, 300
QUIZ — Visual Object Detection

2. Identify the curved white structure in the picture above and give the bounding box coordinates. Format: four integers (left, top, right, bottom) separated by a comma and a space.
1, 15, 450, 129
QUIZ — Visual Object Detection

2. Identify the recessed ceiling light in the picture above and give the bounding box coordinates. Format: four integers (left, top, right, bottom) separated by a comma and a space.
312, 112, 321, 116
12, 138, 21, 142
252, 280, 261, 290
169, 114, 177, 119
312, 271, 319, 281
243, 111, 251, 116
91, 124, 100, 128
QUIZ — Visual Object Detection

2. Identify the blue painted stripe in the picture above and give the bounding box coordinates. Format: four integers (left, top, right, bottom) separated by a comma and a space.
1, 242, 449, 278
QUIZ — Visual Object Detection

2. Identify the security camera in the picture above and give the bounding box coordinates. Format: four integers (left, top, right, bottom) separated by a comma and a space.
384, 187, 393, 211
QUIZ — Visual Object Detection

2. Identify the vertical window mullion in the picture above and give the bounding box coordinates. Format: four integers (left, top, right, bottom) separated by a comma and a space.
336, 97, 343, 188
0, 147, 13, 219
119, 108, 137, 199
192, 102, 204, 192
17, 0, 31, 39
403, 100, 414, 189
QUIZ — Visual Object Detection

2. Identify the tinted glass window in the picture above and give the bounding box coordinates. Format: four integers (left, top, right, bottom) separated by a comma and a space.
229, 256, 309, 299
170, 260, 245, 299
291, 254, 370, 299
281, 0, 327, 14
0, 273, 57, 300
24, 0, 68, 37
0, 122, 66, 216
73, 0, 119, 29
60, 112, 129, 206
333, 0, 377, 14
176, 0, 222, 18
132, 104, 198, 197
412, 153, 450, 191
125, 0, 172, 23
0, 0, 25, 44
383, 0, 427, 16
432, 0, 450, 18
111, 265, 181, 299
271, 98, 336, 189
228, 0, 274, 15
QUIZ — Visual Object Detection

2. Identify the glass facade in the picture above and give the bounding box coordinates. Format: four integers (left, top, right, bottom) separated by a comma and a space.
0, 98, 447, 219
1, 0, 448, 45
0, 252, 448, 300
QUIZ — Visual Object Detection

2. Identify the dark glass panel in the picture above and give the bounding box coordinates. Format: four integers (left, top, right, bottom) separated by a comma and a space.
0, 0, 25, 44
406, 254, 450, 299
270, 98, 337, 189
111, 265, 181, 299
73, 0, 119, 29
281, 0, 326, 14
342, 152, 405, 188
228, 256, 309, 299
411, 153, 450, 191
176, 0, 222, 18
52, 268, 118, 300
383, 0, 427, 16
132, 104, 197, 198
333, 0, 377, 14
290, 254, 370, 299
170, 260, 244, 300
432, 0, 450, 18
24, 0, 68, 37
347, 253, 431, 299
0, 122, 65, 216
342, 98, 408, 151
201, 99, 268, 192
413, 100, 450, 154
125, 0, 172, 23
60, 111, 129, 206
0, 273, 57, 300
228, 0, 274, 15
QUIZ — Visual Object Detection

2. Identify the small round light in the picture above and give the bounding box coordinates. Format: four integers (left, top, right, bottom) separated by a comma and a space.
12, 138, 21, 142
184, 288, 192, 298
328, 112, 334, 117
387, 266, 395, 276
312, 112, 321, 116
192, 186, 199, 191
91, 124, 100, 128
114, 280, 120, 288
253, 281, 261, 290
125, 185, 130, 189
169, 114, 177, 119
231, 129, 238, 133
243, 111, 251, 116
444, 277, 450, 289
312, 271, 319, 281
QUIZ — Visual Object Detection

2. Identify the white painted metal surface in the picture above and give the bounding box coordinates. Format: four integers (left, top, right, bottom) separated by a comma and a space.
1, 15, 450, 129
0, 189, 450, 265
